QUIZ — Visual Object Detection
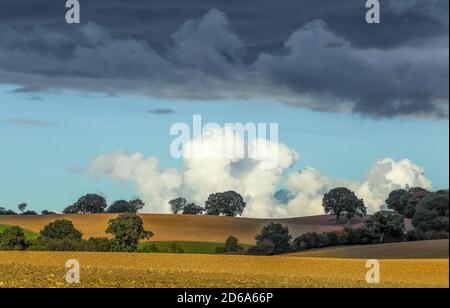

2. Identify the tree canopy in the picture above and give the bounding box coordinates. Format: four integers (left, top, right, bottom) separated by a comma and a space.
413, 191, 449, 233
169, 198, 187, 214
40, 219, 83, 241
63, 194, 107, 214
322, 187, 367, 223
205, 191, 246, 217
386, 187, 431, 218
254, 223, 292, 255
106, 213, 153, 252
363, 211, 405, 243
107, 199, 145, 213
0, 226, 28, 251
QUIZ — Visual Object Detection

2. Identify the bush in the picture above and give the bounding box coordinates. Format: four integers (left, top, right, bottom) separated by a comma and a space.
248, 240, 275, 256
406, 230, 425, 242
40, 220, 83, 241
0, 226, 29, 251
325, 231, 341, 247
254, 223, 292, 255
345, 228, 372, 245
293, 232, 329, 251
424, 231, 450, 241
217, 236, 243, 253
363, 211, 405, 243
41, 210, 57, 215
166, 243, 184, 254
138, 243, 160, 253
84, 237, 113, 252
41, 239, 84, 252
215, 246, 226, 253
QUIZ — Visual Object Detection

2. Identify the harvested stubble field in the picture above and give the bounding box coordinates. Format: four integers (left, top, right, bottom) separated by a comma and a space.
0, 251, 448, 288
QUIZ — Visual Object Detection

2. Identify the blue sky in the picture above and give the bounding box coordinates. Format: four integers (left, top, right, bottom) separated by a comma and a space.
1, 84, 448, 212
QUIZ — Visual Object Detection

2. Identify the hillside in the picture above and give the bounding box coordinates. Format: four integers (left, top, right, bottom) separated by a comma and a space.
288, 240, 449, 259
0, 214, 367, 244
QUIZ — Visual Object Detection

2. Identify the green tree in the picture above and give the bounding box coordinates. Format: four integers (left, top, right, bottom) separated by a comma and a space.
182, 203, 204, 215
363, 211, 405, 243
385, 189, 409, 214
106, 213, 153, 252
0, 226, 29, 251
41, 210, 56, 215
387, 187, 431, 218
322, 188, 367, 224
255, 223, 292, 255
413, 192, 449, 233
64, 194, 107, 214
20, 210, 38, 216
18, 202, 28, 214
107, 199, 145, 213
293, 232, 329, 251
40, 219, 83, 241
205, 191, 246, 217
0, 207, 17, 215
169, 198, 187, 214
224, 236, 242, 252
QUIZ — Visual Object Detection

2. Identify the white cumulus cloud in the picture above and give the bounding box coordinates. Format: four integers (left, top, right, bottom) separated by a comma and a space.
87, 127, 433, 218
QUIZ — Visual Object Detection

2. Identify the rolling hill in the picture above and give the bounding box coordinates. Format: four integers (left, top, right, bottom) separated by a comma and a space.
287, 240, 449, 259
0, 214, 368, 244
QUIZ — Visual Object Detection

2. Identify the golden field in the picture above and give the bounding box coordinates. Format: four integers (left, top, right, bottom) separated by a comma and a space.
0, 214, 369, 244
0, 251, 448, 288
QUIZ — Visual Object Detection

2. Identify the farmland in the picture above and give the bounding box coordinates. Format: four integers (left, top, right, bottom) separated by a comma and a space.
0, 224, 39, 240
0, 251, 448, 288
0, 214, 370, 244
288, 240, 449, 259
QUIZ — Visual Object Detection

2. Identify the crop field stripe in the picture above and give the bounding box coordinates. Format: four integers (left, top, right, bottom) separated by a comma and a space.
0, 252, 448, 288
0, 224, 40, 240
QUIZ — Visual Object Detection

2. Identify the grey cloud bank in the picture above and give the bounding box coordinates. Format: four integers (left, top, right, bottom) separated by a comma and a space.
0, 0, 448, 118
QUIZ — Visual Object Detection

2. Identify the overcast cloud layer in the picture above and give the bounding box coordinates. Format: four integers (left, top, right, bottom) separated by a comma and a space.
0, 0, 448, 118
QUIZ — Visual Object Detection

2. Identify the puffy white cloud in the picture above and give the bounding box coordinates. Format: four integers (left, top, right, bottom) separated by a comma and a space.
87, 127, 433, 218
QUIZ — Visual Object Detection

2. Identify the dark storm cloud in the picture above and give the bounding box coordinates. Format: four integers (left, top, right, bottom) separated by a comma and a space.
0, 0, 448, 118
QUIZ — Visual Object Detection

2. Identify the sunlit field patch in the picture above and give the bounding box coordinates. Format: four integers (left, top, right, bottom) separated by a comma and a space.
0, 252, 447, 288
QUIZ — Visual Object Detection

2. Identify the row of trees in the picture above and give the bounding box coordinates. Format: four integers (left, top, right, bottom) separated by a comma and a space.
2, 190, 248, 218
248, 207, 447, 256
63, 195, 146, 214
0, 203, 53, 216
169, 191, 247, 217
246, 186, 448, 255
0, 213, 153, 253
322, 186, 448, 235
